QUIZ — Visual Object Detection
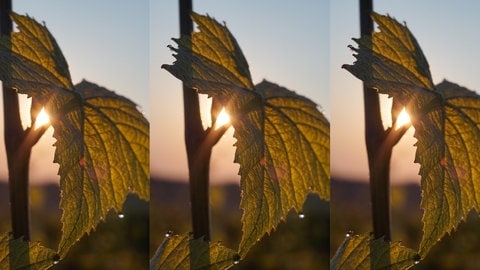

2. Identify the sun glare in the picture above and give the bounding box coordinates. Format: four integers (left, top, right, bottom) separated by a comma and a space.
34, 107, 50, 129
395, 107, 411, 129
215, 108, 230, 129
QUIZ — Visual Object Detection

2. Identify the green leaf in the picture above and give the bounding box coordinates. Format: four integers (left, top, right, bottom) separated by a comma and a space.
0, 13, 72, 94
0, 233, 59, 270
0, 13, 149, 257
57, 80, 149, 256
343, 12, 480, 256
330, 233, 419, 270
163, 13, 329, 257
150, 234, 239, 270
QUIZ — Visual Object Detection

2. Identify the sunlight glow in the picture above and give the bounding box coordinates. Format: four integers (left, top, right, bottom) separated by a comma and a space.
215, 108, 230, 129
395, 107, 411, 129
34, 107, 50, 129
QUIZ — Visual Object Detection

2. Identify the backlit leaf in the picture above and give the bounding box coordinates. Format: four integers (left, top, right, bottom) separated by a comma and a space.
150, 234, 239, 270
56, 80, 149, 256
330, 233, 418, 270
343, 12, 480, 256
0, 233, 59, 270
0, 13, 149, 257
163, 12, 329, 257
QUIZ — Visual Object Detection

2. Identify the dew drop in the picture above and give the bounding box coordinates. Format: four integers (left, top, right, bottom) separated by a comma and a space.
53, 254, 60, 265
298, 212, 305, 219
117, 212, 125, 219
414, 254, 421, 265
346, 230, 354, 238
165, 230, 174, 238
233, 254, 241, 265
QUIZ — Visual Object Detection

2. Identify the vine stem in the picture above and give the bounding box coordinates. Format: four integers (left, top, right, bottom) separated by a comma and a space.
1, 0, 48, 241
179, 0, 228, 241
1, 0, 31, 241
360, 0, 391, 241
360, 0, 410, 241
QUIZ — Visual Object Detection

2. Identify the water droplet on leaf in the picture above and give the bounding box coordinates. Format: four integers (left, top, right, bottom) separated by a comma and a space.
414, 254, 421, 264
165, 230, 174, 238
233, 254, 241, 265
118, 212, 125, 219
298, 212, 305, 219
53, 254, 60, 264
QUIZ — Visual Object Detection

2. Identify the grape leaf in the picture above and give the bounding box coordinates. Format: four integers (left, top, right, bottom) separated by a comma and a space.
150, 234, 239, 270
343, 12, 480, 256
0, 13, 149, 257
162, 13, 329, 257
330, 233, 418, 270
0, 233, 59, 270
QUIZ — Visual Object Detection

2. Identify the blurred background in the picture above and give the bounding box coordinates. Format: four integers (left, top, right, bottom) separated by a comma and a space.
0, 183, 149, 269
151, 179, 329, 269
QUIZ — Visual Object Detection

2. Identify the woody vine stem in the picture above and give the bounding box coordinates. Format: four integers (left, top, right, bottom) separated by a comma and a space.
1, 0, 48, 241
180, 0, 229, 241
360, 0, 409, 241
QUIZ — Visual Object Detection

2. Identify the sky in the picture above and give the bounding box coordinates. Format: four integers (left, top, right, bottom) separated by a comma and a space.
153, 1, 330, 183
0, 1, 148, 183
2, 1, 478, 186
331, 0, 480, 183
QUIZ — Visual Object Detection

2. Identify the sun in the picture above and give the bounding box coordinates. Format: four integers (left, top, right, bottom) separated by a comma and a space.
215, 107, 230, 129
395, 107, 411, 129
34, 107, 50, 129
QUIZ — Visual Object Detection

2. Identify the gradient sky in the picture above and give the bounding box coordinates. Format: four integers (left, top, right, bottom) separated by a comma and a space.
0, 1, 148, 183
331, 1, 480, 183
4, 1, 477, 186
153, 1, 329, 183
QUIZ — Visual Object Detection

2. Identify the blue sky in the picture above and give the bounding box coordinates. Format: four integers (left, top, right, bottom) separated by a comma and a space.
153, 1, 329, 183
0, 1, 148, 183
331, 0, 480, 183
